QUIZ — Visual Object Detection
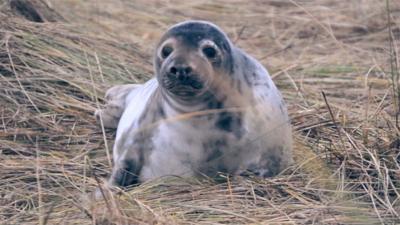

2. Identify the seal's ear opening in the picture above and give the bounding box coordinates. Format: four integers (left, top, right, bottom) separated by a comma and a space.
222, 48, 235, 75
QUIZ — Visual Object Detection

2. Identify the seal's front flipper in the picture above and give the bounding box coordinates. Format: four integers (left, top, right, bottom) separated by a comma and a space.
108, 158, 141, 188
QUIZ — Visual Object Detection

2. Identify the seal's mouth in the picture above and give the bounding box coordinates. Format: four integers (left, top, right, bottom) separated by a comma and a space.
162, 72, 205, 97
175, 76, 204, 90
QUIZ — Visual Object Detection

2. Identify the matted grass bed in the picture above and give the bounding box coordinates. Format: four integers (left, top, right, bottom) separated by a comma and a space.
1, 0, 399, 224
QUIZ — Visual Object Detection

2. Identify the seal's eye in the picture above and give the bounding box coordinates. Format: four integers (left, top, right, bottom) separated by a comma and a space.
202, 46, 218, 59
161, 46, 173, 59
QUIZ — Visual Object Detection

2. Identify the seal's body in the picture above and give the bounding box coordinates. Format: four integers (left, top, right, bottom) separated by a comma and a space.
96, 21, 292, 187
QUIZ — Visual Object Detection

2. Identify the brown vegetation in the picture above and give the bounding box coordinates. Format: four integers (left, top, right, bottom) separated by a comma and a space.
0, 0, 399, 224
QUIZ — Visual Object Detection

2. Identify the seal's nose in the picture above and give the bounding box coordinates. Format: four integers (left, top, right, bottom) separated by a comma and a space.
169, 64, 192, 81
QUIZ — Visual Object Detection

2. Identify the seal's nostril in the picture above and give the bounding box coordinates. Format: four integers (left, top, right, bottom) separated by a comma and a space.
170, 66, 177, 75
178, 73, 185, 81
169, 65, 191, 76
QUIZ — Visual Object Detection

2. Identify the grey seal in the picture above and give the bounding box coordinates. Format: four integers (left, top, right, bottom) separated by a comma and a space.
95, 20, 293, 188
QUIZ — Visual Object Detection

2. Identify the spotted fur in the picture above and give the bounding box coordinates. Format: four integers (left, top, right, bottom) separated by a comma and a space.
96, 20, 293, 188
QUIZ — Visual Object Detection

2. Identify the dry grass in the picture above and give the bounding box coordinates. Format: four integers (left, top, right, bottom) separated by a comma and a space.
1, 0, 399, 224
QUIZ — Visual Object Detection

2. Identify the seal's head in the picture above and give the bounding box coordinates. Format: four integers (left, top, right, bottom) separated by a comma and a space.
154, 21, 234, 102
